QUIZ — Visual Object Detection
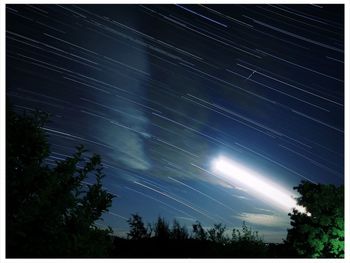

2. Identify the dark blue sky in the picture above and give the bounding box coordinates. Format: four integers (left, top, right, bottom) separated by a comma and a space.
6, 4, 344, 242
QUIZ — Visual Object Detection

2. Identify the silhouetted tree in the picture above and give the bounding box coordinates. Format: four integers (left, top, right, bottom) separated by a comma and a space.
6, 106, 114, 257
192, 221, 208, 241
113, 214, 272, 257
229, 221, 267, 257
234, 221, 261, 242
170, 219, 189, 240
127, 214, 151, 240
153, 216, 170, 240
286, 181, 344, 258
207, 223, 229, 244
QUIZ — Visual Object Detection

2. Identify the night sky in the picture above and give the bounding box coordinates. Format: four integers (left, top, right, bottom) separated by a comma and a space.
6, 4, 344, 242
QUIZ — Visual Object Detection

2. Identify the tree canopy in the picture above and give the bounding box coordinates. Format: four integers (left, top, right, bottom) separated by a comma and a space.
127, 213, 151, 240
6, 106, 115, 257
286, 181, 344, 258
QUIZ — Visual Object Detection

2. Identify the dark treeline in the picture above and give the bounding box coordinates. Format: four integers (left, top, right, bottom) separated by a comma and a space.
110, 214, 292, 258
6, 105, 344, 258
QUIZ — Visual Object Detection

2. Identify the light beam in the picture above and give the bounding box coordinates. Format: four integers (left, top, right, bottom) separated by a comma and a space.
212, 156, 308, 214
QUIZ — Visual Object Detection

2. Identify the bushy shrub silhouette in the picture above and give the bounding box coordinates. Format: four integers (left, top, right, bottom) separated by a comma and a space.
6, 106, 114, 257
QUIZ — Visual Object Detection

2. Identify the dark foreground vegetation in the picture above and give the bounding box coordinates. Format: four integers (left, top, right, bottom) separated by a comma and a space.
6, 105, 344, 258
110, 214, 295, 258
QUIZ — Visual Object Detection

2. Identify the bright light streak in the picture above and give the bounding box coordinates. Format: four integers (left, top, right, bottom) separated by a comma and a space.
212, 156, 307, 214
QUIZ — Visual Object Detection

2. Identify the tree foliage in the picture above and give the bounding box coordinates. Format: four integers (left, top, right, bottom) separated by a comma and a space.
170, 219, 189, 240
191, 221, 207, 241
207, 223, 229, 244
286, 181, 344, 258
229, 221, 267, 256
6, 106, 115, 257
153, 216, 171, 240
119, 216, 268, 257
127, 214, 151, 240
231, 221, 262, 243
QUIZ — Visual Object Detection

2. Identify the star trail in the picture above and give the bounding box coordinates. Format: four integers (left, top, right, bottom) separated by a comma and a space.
6, 4, 344, 242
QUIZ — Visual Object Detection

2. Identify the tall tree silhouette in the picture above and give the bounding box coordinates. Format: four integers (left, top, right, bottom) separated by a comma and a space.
127, 214, 151, 240
153, 216, 170, 240
6, 105, 115, 257
170, 219, 189, 240
192, 221, 208, 241
207, 223, 228, 244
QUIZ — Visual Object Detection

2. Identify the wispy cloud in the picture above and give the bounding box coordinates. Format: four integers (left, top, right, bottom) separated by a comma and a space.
117, 130, 151, 170
101, 109, 151, 171
233, 212, 289, 227
99, 31, 151, 171
254, 207, 275, 215
232, 194, 249, 200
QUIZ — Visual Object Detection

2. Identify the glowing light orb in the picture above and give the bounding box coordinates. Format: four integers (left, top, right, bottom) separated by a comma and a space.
212, 156, 307, 213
